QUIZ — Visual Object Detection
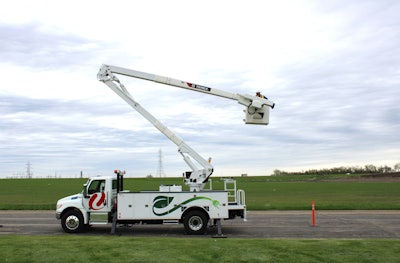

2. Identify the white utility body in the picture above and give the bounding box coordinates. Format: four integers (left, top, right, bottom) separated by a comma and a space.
55, 65, 274, 235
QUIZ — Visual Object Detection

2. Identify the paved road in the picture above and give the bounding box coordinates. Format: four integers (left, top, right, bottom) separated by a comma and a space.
1, 210, 399, 238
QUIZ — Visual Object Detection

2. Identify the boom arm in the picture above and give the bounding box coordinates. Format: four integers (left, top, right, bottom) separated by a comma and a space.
97, 64, 275, 191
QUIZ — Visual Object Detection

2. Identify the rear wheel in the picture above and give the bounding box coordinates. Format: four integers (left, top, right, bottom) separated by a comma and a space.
61, 210, 85, 233
183, 210, 208, 235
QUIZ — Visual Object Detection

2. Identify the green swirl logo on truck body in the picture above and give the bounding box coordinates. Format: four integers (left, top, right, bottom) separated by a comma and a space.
152, 196, 220, 216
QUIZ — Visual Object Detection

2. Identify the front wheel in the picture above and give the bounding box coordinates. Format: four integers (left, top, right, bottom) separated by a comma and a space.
183, 210, 208, 235
61, 210, 85, 233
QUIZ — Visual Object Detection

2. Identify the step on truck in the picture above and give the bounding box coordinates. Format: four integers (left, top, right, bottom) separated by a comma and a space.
56, 65, 275, 235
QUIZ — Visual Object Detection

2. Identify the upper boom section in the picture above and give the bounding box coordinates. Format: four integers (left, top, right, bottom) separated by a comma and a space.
98, 65, 237, 100
98, 64, 275, 125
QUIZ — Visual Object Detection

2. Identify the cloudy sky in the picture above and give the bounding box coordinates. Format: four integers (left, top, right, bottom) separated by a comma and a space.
1, 0, 399, 178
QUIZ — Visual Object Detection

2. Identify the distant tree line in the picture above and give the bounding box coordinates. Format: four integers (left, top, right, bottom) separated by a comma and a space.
273, 163, 400, 176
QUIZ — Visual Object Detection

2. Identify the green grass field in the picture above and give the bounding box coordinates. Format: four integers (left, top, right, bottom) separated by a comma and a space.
0, 174, 399, 210
0, 236, 399, 263
1, 175, 399, 262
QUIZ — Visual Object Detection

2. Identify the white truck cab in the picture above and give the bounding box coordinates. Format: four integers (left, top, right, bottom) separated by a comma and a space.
56, 175, 117, 233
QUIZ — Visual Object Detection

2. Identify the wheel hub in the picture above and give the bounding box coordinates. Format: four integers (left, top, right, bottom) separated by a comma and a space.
188, 215, 203, 231
65, 215, 80, 230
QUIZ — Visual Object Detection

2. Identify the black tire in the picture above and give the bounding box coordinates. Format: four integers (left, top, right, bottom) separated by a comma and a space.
61, 210, 85, 233
183, 210, 208, 235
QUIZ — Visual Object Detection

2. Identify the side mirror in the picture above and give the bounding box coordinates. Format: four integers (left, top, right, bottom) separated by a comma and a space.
83, 183, 89, 198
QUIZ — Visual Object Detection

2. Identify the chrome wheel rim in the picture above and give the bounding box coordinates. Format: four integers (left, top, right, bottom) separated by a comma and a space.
65, 215, 79, 230
188, 216, 203, 231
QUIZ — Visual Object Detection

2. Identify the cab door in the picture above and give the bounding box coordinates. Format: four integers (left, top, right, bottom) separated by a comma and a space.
83, 179, 111, 213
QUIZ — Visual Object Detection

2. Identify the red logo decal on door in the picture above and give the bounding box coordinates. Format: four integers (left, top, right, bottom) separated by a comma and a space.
89, 192, 106, 210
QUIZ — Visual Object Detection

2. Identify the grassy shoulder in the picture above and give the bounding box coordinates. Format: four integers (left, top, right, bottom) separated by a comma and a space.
0, 174, 399, 210
0, 236, 399, 263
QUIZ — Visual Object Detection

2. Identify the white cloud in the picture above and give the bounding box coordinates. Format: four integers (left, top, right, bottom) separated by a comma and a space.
1, 0, 400, 178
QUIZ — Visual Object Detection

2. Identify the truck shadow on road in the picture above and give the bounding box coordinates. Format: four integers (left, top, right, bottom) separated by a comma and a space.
80, 224, 229, 238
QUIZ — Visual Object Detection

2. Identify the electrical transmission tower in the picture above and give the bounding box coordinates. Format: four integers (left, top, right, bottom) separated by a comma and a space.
26, 161, 33, 178
157, 149, 166, 177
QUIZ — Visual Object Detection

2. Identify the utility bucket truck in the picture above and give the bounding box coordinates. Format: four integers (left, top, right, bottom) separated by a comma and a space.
56, 65, 274, 235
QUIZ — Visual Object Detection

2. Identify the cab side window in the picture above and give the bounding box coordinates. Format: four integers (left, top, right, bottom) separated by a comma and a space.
88, 180, 105, 194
